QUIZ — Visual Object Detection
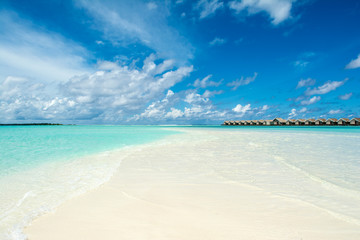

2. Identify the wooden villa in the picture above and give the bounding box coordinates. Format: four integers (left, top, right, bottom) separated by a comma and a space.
273, 118, 286, 125
286, 119, 296, 125
326, 118, 338, 125
305, 119, 316, 125
222, 117, 359, 126
350, 118, 360, 125
257, 120, 265, 125
251, 120, 258, 125
315, 118, 326, 125
295, 119, 306, 125
337, 118, 350, 125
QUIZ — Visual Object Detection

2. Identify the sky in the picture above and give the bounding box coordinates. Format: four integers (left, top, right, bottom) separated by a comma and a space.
0, 0, 359, 124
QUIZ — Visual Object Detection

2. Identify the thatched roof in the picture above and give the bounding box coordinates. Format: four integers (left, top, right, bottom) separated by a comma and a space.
305, 119, 316, 122
315, 118, 326, 122
338, 118, 349, 122
273, 118, 286, 123
327, 118, 338, 122
350, 118, 360, 122
287, 119, 296, 122
296, 119, 306, 122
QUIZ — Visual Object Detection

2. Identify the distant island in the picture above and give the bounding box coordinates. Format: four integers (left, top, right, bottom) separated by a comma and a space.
0, 123, 63, 126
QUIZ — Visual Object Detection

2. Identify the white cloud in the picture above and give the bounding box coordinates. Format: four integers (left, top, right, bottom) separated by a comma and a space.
289, 108, 297, 118
184, 91, 209, 104
0, 11, 89, 83
195, 0, 224, 19
165, 108, 184, 119
305, 79, 347, 95
294, 60, 309, 68
262, 105, 269, 111
232, 104, 251, 116
192, 75, 222, 88
147, 2, 158, 10
209, 37, 227, 46
227, 72, 258, 90
202, 90, 223, 98
301, 96, 321, 105
296, 78, 316, 88
339, 93, 352, 100
299, 107, 307, 113
95, 40, 104, 45
345, 54, 360, 69
328, 109, 342, 115
228, 0, 295, 25
77, 0, 193, 62
0, 55, 193, 123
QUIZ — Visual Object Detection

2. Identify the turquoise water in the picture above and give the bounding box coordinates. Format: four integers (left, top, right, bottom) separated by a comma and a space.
0, 125, 178, 240
0, 125, 178, 176
0, 125, 359, 239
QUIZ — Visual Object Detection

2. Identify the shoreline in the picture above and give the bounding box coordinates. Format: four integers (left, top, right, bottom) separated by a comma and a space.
1, 128, 180, 240
25, 128, 360, 239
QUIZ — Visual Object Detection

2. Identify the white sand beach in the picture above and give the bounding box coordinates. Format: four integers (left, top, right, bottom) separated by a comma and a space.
25, 128, 360, 240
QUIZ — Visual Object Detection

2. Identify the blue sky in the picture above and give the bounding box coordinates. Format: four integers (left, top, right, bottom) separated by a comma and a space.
0, 0, 359, 124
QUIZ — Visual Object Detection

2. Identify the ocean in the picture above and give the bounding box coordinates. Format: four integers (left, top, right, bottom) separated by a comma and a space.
1, 125, 359, 239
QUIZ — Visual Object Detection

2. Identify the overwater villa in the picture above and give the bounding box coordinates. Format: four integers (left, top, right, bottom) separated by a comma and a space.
257, 120, 265, 125
337, 118, 350, 125
305, 119, 316, 125
273, 118, 286, 125
222, 117, 359, 126
295, 119, 306, 125
326, 118, 338, 125
350, 118, 360, 125
315, 118, 326, 125
286, 119, 296, 125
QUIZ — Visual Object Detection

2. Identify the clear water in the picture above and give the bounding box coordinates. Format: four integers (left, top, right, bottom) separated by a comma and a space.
0, 125, 359, 239
0, 125, 178, 240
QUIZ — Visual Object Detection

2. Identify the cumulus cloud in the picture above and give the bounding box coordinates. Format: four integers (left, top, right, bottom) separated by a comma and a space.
288, 108, 297, 118
165, 108, 184, 119
209, 37, 227, 46
227, 72, 258, 90
301, 96, 320, 105
184, 91, 209, 104
192, 75, 223, 88
228, 0, 295, 25
296, 78, 316, 88
202, 90, 223, 98
232, 104, 251, 116
299, 107, 307, 113
1, 55, 193, 123
328, 109, 342, 115
339, 93, 352, 100
288, 107, 306, 118
131, 88, 227, 123
345, 54, 360, 69
305, 79, 347, 96
195, 0, 224, 19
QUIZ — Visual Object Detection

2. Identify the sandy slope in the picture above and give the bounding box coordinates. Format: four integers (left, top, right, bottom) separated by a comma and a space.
25, 129, 360, 239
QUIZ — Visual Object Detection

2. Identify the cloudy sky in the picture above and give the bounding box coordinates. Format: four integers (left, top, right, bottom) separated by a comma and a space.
0, 0, 359, 124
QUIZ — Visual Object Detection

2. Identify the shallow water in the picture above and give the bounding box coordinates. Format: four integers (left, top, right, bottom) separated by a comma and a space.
0, 126, 178, 240
0, 125, 359, 239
